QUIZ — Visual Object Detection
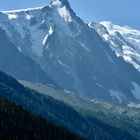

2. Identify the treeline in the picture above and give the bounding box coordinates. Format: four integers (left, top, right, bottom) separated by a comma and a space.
0, 70, 138, 140
0, 97, 85, 140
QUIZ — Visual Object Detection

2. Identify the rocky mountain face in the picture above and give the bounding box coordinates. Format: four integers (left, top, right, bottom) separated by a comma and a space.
89, 21, 140, 72
0, 0, 140, 103
0, 28, 56, 86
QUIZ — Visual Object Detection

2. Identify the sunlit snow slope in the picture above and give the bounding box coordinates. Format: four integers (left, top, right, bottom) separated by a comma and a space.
89, 21, 140, 71
0, 0, 140, 103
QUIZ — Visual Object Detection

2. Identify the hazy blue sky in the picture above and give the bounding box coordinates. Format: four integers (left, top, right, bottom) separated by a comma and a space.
0, 0, 140, 30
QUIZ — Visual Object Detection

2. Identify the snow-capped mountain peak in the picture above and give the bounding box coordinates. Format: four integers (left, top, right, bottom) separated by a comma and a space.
1, 1, 140, 104
49, 0, 72, 22
100, 21, 140, 38
0, 0, 75, 57
50, 0, 70, 7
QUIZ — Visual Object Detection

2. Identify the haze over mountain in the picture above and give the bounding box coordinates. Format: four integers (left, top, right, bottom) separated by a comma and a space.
0, 0, 140, 104
0, 68, 139, 140
0, 0, 140, 140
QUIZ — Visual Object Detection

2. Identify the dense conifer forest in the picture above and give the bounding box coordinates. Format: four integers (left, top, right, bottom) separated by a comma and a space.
0, 97, 85, 140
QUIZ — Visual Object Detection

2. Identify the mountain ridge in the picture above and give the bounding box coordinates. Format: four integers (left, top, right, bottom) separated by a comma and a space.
89, 21, 140, 72
0, 0, 140, 103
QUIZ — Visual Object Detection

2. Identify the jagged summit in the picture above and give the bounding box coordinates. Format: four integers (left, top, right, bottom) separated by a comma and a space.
1, 0, 71, 13
50, 0, 70, 7
49, 0, 76, 19
1, 0, 75, 23
0, 0, 140, 104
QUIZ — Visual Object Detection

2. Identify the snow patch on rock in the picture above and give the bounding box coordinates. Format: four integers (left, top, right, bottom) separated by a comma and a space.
25, 14, 33, 20
43, 26, 54, 46
3, 7, 43, 13
131, 82, 140, 101
110, 90, 124, 103
77, 41, 90, 52
57, 6, 72, 22
51, 0, 72, 22
128, 103, 140, 108
58, 59, 69, 68
17, 46, 22, 53
96, 83, 103, 88
7, 14, 18, 20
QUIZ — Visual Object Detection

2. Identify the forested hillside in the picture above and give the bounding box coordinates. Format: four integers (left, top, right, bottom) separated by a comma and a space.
0, 70, 138, 140
0, 97, 84, 140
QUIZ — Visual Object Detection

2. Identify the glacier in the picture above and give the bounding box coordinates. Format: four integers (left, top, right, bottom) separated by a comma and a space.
89, 21, 140, 72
